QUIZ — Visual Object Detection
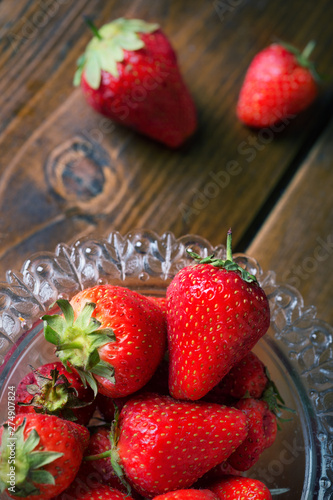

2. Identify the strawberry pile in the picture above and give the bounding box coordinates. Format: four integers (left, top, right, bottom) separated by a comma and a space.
0, 231, 290, 500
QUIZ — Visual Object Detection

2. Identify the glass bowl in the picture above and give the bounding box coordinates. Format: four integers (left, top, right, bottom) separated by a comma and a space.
0, 230, 332, 499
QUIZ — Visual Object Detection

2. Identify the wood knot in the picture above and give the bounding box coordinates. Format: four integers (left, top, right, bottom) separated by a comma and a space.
45, 136, 123, 214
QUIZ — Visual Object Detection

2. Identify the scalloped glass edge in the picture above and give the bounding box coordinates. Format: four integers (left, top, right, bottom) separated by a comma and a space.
0, 229, 332, 498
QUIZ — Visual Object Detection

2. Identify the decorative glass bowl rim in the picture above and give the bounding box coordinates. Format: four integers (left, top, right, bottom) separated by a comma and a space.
0, 229, 332, 498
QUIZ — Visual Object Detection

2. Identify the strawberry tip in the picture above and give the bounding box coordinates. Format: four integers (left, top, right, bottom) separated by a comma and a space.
83, 16, 103, 40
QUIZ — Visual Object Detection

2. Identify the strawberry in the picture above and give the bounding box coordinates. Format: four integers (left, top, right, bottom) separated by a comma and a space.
236, 41, 318, 128
227, 398, 277, 471
96, 393, 118, 422
54, 483, 135, 500
203, 351, 268, 405
0, 413, 89, 499
166, 230, 270, 400
96, 355, 170, 423
107, 393, 248, 498
74, 18, 197, 148
152, 489, 219, 499
208, 475, 272, 500
193, 461, 242, 488
147, 296, 168, 316
43, 285, 167, 398
15, 362, 96, 425
83, 426, 126, 491
52, 437, 143, 500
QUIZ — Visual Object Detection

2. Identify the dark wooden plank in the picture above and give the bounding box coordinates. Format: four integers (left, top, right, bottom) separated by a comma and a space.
247, 117, 333, 326
0, 0, 332, 279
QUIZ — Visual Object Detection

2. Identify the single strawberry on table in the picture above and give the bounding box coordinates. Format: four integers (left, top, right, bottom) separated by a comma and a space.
236, 40, 319, 128
207, 475, 272, 500
74, 17, 197, 148
42, 285, 167, 398
0, 413, 89, 499
15, 361, 96, 425
167, 229, 270, 400
99, 392, 248, 498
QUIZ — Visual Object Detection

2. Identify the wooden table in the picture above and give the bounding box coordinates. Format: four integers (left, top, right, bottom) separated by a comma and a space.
0, 0, 332, 327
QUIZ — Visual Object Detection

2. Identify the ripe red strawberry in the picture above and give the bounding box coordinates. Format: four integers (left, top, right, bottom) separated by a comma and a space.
15, 362, 96, 425
74, 18, 197, 148
193, 461, 242, 488
236, 41, 318, 128
227, 398, 277, 471
147, 296, 168, 316
110, 393, 248, 498
166, 230, 270, 400
96, 356, 170, 423
0, 413, 89, 499
54, 483, 135, 500
83, 426, 126, 491
208, 475, 272, 500
152, 489, 219, 499
204, 351, 268, 405
52, 435, 144, 500
96, 393, 118, 422
43, 285, 167, 398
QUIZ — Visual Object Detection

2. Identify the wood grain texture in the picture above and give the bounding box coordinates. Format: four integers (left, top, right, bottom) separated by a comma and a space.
247, 117, 333, 325
0, 0, 332, 325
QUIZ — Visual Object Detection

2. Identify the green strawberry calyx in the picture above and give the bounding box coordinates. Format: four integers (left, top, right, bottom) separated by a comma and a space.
0, 418, 63, 496
42, 300, 116, 396
276, 39, 321, 82
261, 369, 296, 429
18, 367, 93, 420
74, 17, 160, 89
187, 228, 258, 284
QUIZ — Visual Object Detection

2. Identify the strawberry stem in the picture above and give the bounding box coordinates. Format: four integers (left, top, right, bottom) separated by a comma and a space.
186, 229, 257, 284
301, 40, 316, 60
57, 341, 84, 351
84, 450, 111, 461
84, 403, 131, 494
226, 228, 233, 261
84, 16, 102, 40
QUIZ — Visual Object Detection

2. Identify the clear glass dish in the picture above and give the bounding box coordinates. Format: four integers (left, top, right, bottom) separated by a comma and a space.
0, 230, 332, 499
